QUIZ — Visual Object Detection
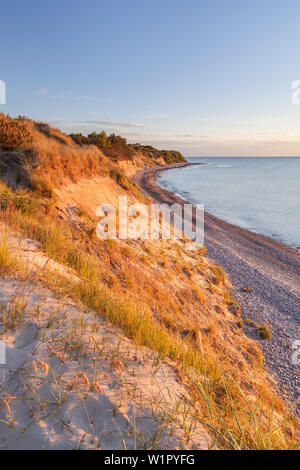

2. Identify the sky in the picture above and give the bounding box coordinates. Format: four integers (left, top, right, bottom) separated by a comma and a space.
1, 0, 300, 156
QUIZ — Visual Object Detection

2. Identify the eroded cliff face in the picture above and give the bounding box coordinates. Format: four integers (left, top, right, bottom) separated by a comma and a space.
0, 117, 298, 449
51, 169, 263, 376
118, 153, 165, 177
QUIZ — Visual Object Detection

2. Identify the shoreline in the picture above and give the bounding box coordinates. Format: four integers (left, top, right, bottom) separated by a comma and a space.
133, 163, 300, 410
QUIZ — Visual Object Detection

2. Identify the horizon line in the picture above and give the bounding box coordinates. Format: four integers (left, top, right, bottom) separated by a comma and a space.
185, 155, 300, 158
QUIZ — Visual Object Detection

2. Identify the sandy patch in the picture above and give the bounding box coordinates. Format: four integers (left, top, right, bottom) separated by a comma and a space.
0, 228, 209, 450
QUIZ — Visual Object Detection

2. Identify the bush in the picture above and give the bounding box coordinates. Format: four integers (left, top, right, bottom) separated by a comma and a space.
110, 167, 126, 185
245, 318, 272, 340
29, 176, 55, 198
161, 149, 186, 164
132, 144, 186, 164
0, 187, 37, 213
192, 284, 206, 303
71, 133, 185, 163
259, 325, 272, 340
69, 133, 90, 146
71, 131, 135, 160
210, 264, 226, 285
0, 114, 33, 150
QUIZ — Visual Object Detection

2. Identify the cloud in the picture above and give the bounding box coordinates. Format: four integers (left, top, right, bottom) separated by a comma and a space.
50, 120, 148, 134
77, 95, 91, 101
33, 88, 48, 96
51, 123, 210, 144
82, 120, 147, 128
51, 121, 300, 156
53, 92, 93, 101
49, 121, 148, 136
158, 114, 167, 119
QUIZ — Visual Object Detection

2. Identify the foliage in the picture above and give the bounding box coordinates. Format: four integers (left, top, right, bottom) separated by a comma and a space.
70, 131, 135, 160
132, 144, 186, 164
0, 186, 38, 213
0, 113, 33, 150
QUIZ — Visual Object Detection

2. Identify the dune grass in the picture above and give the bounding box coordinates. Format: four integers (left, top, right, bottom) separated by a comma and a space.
0, 197, 98, 283
0, 297, 27, 329
0, 231, 18, 275
245, 318, 272, 340
209, 264, 226, 285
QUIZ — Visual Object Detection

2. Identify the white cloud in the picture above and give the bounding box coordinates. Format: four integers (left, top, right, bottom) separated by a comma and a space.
50, 120, 148, 135
33, 88, 48, 96
80, 120, 147, 128
51, 121, 300, 156
77, 95, 91, 101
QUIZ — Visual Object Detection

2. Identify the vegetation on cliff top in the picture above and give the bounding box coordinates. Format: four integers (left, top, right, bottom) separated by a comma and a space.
70, 131, 135, 161
0, 115, 141, 199
0, 114, 185, 195
132, 143, 186, 164
70, 132, 186, 164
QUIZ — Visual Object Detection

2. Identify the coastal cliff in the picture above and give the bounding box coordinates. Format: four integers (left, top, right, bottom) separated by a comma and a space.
0, 115, 298, 449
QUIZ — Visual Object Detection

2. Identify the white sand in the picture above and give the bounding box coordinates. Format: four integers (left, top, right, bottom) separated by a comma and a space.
0, 229, 209, 450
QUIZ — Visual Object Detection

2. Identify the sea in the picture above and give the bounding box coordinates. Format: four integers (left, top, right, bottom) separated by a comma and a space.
157, 157, 300, 249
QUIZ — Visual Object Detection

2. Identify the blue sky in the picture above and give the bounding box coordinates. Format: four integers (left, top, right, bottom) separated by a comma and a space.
1, 0, 300, 156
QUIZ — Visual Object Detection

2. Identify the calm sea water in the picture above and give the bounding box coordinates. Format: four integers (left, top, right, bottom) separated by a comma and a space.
157, 157, 300, 249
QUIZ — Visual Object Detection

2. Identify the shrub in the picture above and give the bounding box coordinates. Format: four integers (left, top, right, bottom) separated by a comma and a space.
133, 144, 186, 164
259, 325, 272, 340
70, 133, 91, 146
71, 131, 135, 160
210, 264, 226, 285
0, 114, 33, 150
199, 245, 206, 255
29, 176, 55, 198
161, 149, 186, 164
192, 284, 206, 303
0, 187, 37, 213
245, 318, 272, 340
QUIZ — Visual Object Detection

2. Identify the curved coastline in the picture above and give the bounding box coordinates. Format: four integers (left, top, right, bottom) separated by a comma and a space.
133, 163, 300, 410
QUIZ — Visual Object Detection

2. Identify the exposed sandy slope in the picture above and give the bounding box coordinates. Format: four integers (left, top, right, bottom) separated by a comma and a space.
0, 229, 209, 450
54, 176, 137, 218
52, 164, 282, 404
118, 154, 164, 177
